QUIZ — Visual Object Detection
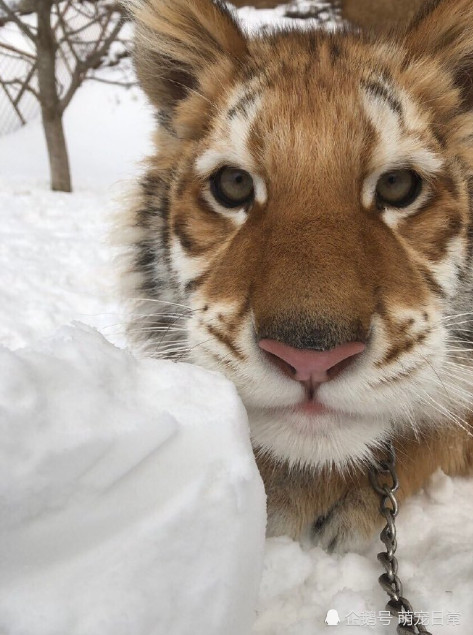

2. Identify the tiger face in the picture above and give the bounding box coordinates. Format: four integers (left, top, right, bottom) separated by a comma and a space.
124, 0, 473, 471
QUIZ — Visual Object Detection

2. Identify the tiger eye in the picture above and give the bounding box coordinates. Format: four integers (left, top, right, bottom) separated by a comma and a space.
210, 166, 254, 209
376, 169, 422, 208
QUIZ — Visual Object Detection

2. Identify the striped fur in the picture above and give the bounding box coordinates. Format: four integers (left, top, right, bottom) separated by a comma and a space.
121, 0, 473, 549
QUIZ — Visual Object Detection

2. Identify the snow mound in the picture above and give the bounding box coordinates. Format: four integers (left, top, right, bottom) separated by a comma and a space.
254, 472, 473, 634
0, 325, 266, 635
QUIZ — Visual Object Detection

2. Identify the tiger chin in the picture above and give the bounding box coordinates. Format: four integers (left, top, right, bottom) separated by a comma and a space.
121, 0, 473, 552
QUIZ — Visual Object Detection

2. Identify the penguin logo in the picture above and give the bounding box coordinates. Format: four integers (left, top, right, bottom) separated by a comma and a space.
325, 609, 340, 626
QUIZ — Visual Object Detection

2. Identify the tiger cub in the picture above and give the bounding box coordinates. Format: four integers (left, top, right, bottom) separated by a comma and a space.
122, 0, 473, 551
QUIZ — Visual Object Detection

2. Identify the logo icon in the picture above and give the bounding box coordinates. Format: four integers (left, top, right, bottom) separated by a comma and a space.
325, 609, 340, 626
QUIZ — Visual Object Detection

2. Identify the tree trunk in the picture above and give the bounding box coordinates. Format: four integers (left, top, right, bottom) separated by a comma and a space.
42, 114, 71, 192
36, 0, 72, 192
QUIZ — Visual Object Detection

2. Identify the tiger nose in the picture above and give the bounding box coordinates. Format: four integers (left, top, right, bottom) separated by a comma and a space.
259, 339, 365, 383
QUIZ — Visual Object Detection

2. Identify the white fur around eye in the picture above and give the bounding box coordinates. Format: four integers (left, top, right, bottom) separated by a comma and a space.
361, 166, 433, 229
252, 174, 267, 205
202, 187, 248, 225
361, 84, 442, 225
194, 84, 266, 220
201, 172, 267, 226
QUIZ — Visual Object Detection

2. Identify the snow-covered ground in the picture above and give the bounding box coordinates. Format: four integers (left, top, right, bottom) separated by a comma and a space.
1, 5, 472, 635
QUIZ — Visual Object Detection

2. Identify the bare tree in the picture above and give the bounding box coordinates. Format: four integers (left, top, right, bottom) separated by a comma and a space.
0, 0, 129, 192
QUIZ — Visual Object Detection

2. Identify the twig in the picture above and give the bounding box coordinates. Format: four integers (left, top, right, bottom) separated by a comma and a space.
59, 15, 124, 113
87, 75, 135, 87
0, 0, 36, 40
0, 40, 35, 59
0, 80, 26, 124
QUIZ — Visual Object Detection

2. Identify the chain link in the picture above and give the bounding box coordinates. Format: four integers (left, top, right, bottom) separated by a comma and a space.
369, 441, 433, 635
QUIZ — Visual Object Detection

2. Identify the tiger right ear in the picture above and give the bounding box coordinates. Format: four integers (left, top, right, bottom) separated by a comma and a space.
404, 0, 473, 109
127, 0, 248, 113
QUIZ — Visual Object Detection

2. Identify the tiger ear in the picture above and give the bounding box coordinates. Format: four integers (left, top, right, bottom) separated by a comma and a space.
404, 0, 473, 108
127, 0, 248, 112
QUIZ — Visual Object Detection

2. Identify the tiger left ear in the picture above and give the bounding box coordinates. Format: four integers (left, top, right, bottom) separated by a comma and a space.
404, 0, 473, 108
126, 0, 248, 114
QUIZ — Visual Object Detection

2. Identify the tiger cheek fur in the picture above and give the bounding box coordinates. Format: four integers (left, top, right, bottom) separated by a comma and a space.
122, 0, 473, 550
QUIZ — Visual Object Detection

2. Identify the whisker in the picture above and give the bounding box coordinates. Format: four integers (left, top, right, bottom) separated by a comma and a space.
445, 321, 473, 328
126, 326, 188, 334
449, 355, 473, 368
436, 381, 473, 410
442, 312, 473, 322
441, 367, 473, 387
417, 391, 473, 437
150, 342, 189, 348
147, 344, 191, 355
132, 312, 190, 320
128, 297, 194, 312
444, 358, 473, 369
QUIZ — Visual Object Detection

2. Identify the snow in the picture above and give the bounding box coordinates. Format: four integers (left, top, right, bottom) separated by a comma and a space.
0, 3, 472, 635
0, 81, 153, 188
256, 474, 473, 633
0, 325, 266, 635
237, 1, 340, 34
0, 184, 116, 349
0, 81, 154, 349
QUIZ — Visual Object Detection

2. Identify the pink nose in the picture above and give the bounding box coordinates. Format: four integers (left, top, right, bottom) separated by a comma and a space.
259, 339, 365, 383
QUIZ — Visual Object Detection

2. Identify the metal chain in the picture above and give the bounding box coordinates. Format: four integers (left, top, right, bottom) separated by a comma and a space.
369, 441, 433, 635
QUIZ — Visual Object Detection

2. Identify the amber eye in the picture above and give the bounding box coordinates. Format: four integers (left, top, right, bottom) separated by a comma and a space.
376, 169, 422, 208
210, 166, 254, 208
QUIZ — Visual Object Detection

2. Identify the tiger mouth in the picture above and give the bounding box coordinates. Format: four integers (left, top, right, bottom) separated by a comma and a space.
298, 381, 331, 414
293, 400, 331, 416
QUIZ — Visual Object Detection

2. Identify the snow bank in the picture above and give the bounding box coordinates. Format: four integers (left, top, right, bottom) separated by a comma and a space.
0, 325, 266, 635
0, 178, 122, 350
254, 471, 473, 634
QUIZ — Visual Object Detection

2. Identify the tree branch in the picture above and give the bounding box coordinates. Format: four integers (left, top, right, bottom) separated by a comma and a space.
12, 60, 37, 104
56, 37, 74, 76
0, 40, 36, 59
59, 14, 124, 114
87, 75, 134, 88
54, 1, 81, 62
0, 0, 36, 40
3, 77, 39, 100
57, 16, 101, 40
52, 0, 74, 37
0, 81, 26, 124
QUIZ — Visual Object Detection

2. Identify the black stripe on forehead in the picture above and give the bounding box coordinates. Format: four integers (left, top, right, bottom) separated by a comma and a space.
228, 88, 259, 120
361, 79, 403, 118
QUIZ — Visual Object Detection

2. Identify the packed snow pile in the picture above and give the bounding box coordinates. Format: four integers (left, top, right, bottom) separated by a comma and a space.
0, 325, 266, 635
255, 471, 473, 633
